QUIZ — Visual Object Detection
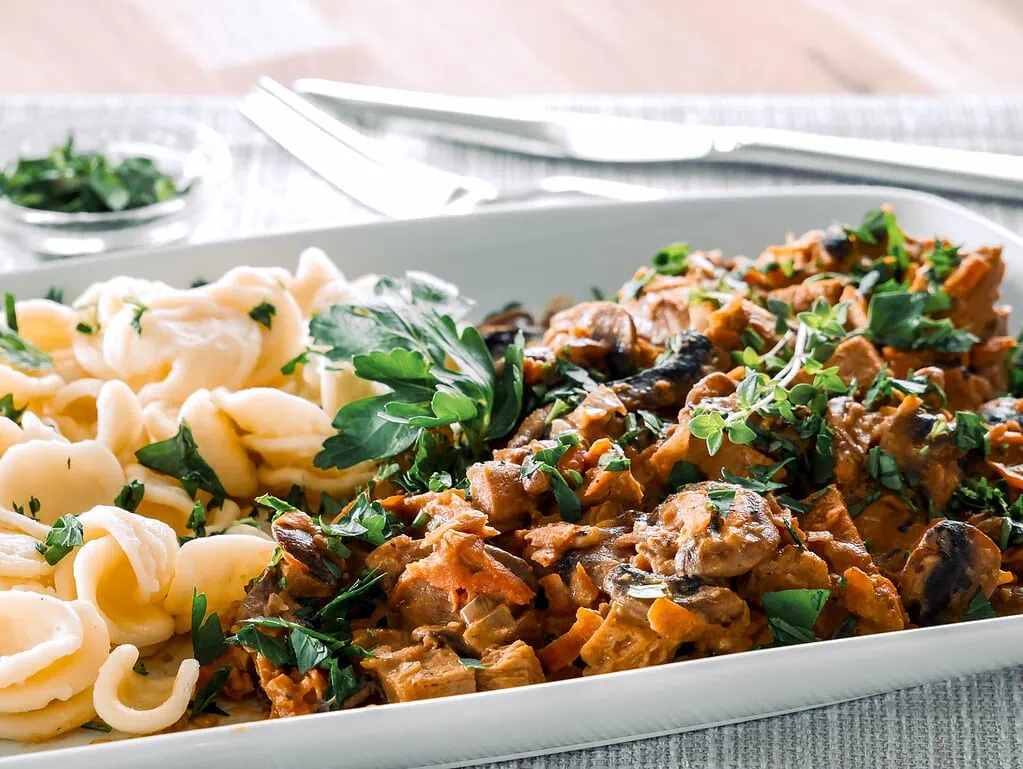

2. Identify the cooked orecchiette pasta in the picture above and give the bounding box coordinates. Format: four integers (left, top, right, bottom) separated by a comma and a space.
54, 506, 178, 648
45, 378, 104, 443
0, 440, 125, 525
211, 387, 376, 498
0, 593, 110, 740
0, 247, 400, 745
92, 644, 199, 736
0, 411, 66, 458
164, 533, 276, 633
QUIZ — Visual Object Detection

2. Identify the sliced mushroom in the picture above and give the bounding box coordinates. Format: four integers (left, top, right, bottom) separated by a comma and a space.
979, 396, 1023, 426
899, 520, 1003, 625
544, 301, 639, 376
611, 331, 712, 411
272, 511, 339, 586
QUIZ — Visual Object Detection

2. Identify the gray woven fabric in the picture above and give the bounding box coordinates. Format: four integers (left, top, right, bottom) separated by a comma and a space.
1, 93, 1022, 767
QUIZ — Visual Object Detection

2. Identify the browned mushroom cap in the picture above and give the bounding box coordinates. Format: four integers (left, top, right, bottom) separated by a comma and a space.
544, 301, 638, 376
899, 520, 1002, 625
648, 481, 781, 579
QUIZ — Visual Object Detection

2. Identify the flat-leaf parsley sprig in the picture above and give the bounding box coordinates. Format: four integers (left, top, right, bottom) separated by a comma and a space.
311, 279, 525, 474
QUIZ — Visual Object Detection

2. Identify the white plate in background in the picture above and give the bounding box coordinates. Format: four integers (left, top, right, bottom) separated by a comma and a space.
2, 185, 1022, 769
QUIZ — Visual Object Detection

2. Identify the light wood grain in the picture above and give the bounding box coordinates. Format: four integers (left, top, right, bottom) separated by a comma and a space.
0, 0, 1020, 95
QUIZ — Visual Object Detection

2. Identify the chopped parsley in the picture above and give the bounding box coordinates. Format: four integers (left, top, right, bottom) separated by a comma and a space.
0, 294, 52, 371
114, 480, 145, 513
521, 433, 583, 522
249, 301, 277, 329
122, 296, 149, 335
762, 588, 831, 646
135, 422, 227, 503
866, 447, 903, 491
35, 514, 84, 565
865, 290, 978, 353
190, 589, 227, 665
0, 136, 182, 213
0, 394, 26, 425
961, 589, 996, 622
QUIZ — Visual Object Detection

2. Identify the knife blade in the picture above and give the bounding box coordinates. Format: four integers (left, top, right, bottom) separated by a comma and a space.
293, 79, 1023, 200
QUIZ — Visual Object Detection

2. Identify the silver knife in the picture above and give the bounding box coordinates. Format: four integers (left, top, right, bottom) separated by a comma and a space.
293, 78, 1023, 201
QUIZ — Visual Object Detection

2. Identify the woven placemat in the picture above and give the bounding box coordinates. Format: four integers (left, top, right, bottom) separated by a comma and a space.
1, 93, 1022, 768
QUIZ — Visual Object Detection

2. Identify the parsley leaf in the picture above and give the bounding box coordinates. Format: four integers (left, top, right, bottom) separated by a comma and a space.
667, 461, 704, 491
114, 480, 145, 513
249, 301, 277, 329
312, 282, 519, 475
191, 589, 227, 665
0, 394, 26, 425
80, 720, 112, 733
190, 666, 230, 717
35, 514, 84, 565
186, 499, 207, 538
961, 589, 996, 622
0, 305, 53, 370
762, 588, 831, 646
867, 446, 903, 491
123, 296, 148, 335
135, 422, 227, 502
321, 493, 403, 547
865, 291, 978, 353
291, 630, 331, 674
459, 657, 485, 670
229, 625, 292, 667
4, 293, 16, 332
952, 411, 988, 454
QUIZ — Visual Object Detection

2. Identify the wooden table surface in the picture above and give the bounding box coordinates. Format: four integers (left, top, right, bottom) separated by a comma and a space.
1, 0, 1021, 95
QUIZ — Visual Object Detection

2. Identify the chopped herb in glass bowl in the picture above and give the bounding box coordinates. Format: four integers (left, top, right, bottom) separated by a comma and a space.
0, 136, 187, 214
0, 113, 230, 257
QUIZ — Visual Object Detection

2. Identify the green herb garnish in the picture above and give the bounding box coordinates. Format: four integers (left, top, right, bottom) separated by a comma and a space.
114, 480, 145, 513
190, 589, 227, 666
135, 422, 227, 502
762, 588, 831, 646
0, 136, 182, 213
249, 301, 277, 329
35, 514, 84, 566
0, 394, 26, 425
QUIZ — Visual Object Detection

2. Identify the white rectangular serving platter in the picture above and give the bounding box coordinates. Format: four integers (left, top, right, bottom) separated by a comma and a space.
2, 185, 1023, 769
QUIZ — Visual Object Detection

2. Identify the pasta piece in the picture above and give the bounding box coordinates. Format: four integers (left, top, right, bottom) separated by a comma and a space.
55, 506, 178, 648
73, 279, 262, 406
0, 506, 50, 539
212, 387, 376, 498
92, 645, 199, 736
204, 267, 305, 389
46, 378, 103, 443
15, 299, 89, 385
0, 440, 125, 525
0, 594, 109, 740
0, 411, 66, 458
0, 366, 64, 410
164, 533, 276, 632
95, 379, 147, 462
0, 533, 55, 591
287, 247, 349, 315
0, 686, 96, 742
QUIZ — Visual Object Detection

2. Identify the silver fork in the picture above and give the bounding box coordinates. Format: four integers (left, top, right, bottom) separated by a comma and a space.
239, 77, 670, 219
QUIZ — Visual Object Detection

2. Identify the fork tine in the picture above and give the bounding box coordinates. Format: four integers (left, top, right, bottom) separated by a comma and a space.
240, 80, 475, 218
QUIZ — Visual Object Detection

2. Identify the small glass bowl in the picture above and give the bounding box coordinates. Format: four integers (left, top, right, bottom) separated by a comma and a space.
0, 113, 231, 258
